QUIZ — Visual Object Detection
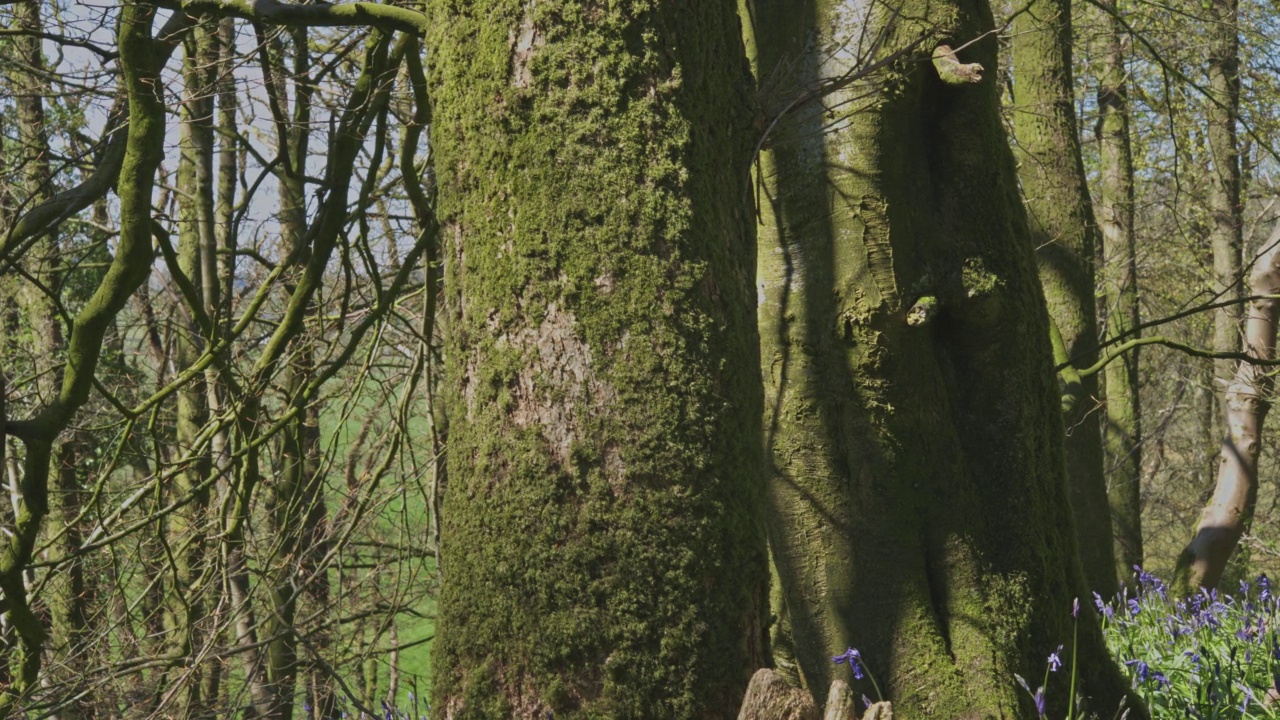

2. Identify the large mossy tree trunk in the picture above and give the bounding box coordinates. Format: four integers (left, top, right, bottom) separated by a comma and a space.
748, 0, 1141, 715
427, 1, 767, 717
1010, 0, 1117, 596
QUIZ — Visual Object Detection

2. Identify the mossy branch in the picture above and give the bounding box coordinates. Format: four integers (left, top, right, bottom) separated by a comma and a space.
906, 295, 940, 326
1073, 335, 1280, 378
250, 30, 399, 384
0, 1, 167, 710
158, 0, 430, 35
1049, 318, 1084, 416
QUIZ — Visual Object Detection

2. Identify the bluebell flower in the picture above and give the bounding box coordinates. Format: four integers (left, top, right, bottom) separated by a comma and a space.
1071, 597, 1080, 618
1014, 674, 1045, 718
1238, 683, 1259, 714
1127, 598, 1142, 617
861, 694, 873, 710
832, 647, 865, 680
1092, 591, 1115, 621
1125, 658, 1151, 684
1047, 645, 1063, 672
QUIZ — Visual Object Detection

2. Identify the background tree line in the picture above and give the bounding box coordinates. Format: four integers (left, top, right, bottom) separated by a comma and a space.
0, 0, 1276, 717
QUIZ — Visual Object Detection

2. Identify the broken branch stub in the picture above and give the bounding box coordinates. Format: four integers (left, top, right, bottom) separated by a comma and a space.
932, 45, 984, 84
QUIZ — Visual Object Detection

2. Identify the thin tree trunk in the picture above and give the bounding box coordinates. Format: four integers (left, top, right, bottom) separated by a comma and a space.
1010, 0, 1118, 596
1176, 221, 1280, 589
428, 1, 768, 715
1094, 2, 1143, 582
1207, 0, 1242, 421
263, 26, 316, 720
162, 18, 219, 717
1168, 0, 1245, 596
4, 7, 95, 716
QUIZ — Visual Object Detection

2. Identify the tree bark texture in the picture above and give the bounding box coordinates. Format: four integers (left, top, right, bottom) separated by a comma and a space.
749, 0, 1141, 715
1176, 221, 1280, 590
428, 1, 767, 717
1093, 3, 1143, 583
1207, 0, 1242, 419
1010, 0, 1117, 596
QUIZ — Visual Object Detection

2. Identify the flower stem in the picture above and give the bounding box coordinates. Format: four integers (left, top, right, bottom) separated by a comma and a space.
1067, 614, 1079, 720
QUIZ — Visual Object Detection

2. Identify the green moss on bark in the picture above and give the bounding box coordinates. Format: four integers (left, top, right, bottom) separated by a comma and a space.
428, 1, 767, 718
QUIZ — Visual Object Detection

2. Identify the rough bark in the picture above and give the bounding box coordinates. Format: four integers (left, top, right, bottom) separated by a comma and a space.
1175, 221, 1280, 590
1010, 0, 1117, 596
1094, 3, 1143, 583
428, 1, 767, 717
749, 0, 1142, 715
820, 682, 855, 720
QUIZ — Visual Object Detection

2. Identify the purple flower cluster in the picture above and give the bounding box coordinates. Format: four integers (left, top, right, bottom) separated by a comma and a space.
1097, 567, 1280, 718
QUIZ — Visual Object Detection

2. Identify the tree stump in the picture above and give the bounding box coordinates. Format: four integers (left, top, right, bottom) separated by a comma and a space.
822, 680, 856, 720
864, 702, 894, 720
737, 669, 819, 720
